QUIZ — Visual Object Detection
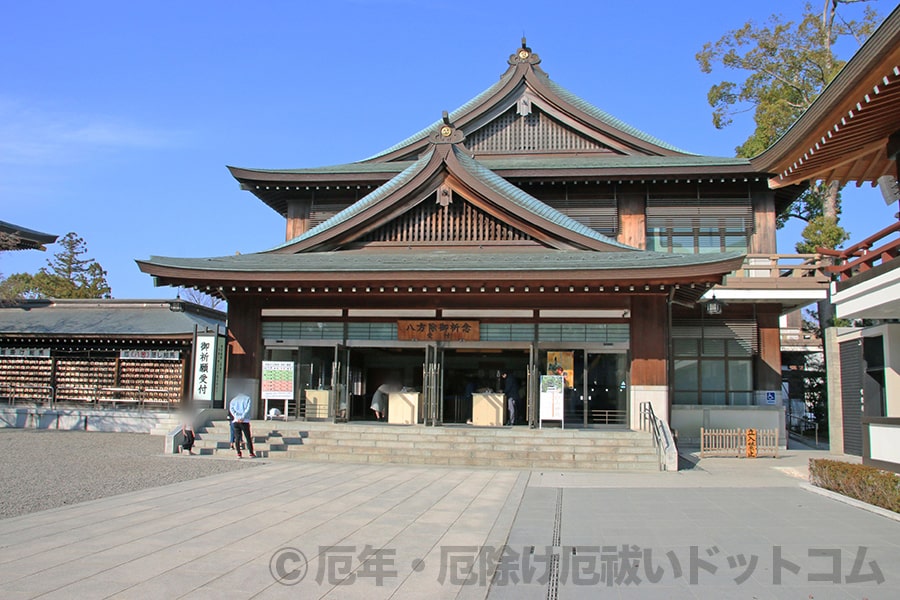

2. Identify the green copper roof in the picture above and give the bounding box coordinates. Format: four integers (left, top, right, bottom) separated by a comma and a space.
265, 144, 635, 252
236, 162, 410, 176
0, 300, 224, 336
480, 154, 751, 170
141, 249, 745, 275
364, 68, 519, 161
451, 147, 633, 249
245, 154, 751, 177
267, 150, 435, 251
532, 69, 693, 154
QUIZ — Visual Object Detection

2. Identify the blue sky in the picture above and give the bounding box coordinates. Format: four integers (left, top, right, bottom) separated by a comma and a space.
2, 0, 895, 299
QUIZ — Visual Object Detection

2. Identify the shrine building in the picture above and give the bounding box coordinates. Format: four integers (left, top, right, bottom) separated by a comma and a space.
138, 41, 828, 443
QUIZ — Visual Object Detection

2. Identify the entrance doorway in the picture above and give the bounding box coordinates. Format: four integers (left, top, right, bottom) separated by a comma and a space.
537, 349, 628, 427
440, 348, 530, 425
271, 344, 625, 427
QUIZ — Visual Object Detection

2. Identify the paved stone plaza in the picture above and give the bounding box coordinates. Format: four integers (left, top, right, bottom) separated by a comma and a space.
0, 435, 897, 599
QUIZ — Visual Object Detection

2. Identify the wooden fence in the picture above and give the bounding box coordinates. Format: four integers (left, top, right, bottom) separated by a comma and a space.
700, 427, 779, 458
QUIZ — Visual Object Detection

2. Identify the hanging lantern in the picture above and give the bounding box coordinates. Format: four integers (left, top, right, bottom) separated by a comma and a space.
706, 295, 724, 315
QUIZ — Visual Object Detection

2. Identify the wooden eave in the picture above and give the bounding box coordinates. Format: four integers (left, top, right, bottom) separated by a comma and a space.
751, 5, 900, 189
0, 221, 58, 251
140, 258, 744, 291
228, 165, 399, 185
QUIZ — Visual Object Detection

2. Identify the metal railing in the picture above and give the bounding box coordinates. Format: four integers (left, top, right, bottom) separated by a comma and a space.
1, 383, 55, 407
786, 413, 821, 448
589, 409, 627, 425
2, 383, 176, 410
638, 401, 677, 471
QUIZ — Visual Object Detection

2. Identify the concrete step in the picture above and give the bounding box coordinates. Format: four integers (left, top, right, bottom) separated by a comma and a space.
149, 418, 182, 436
194, 419, 662, 471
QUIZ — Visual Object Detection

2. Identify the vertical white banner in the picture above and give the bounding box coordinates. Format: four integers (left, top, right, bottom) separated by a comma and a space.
192, 333, 216, 402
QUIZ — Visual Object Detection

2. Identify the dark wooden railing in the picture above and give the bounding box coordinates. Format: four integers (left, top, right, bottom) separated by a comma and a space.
819, 222, 900, 281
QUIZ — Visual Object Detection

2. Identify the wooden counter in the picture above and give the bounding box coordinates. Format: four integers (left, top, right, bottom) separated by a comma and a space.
472, 392, 504, 426
304, 389, 330, 419
388, 392, 422, 425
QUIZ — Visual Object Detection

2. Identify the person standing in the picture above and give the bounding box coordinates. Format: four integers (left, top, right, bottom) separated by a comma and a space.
229, 393, 256, 458
502, 371, 518, 426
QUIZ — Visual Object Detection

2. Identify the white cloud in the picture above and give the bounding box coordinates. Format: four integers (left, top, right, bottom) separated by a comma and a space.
0, 97, 184, 166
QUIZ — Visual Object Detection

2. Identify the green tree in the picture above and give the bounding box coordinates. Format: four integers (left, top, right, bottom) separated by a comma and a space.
697, 0, 880, 250
0, 232, 112, 300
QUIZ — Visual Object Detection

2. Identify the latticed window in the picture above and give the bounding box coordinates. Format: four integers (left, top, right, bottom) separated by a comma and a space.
646, 183, 752, 254
672, 320, 755, 405
360, 192, 531, 244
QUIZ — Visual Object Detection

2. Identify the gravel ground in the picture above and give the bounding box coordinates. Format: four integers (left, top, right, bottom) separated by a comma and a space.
0, 429, 257, 519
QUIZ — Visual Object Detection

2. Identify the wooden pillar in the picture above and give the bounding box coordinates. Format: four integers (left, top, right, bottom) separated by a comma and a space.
225, 295, 263, 418
617, 189, 646, 249
755, 304, 782, 394
286, 199, 311, 241
750, 188, 776, 254
630, 295, 668, 426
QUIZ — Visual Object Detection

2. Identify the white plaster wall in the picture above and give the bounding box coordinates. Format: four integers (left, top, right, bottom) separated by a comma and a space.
869, 423, 900, 464
885, 325, 900, 417
672, 406, 783, 446
630, 385, 667, 430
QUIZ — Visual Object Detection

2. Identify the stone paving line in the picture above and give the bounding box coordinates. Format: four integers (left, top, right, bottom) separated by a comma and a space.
0, 448, 897, 599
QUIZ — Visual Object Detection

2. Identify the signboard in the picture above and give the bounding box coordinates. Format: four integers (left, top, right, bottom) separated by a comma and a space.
262, 361, 295, 400
397, 320, 479, 341
120, 349, 180, 361
746, 428, 758, 458
192, 331, 225, 404
0, 348, 50, 358
765, 391, 777, 405
539, 374, 565, 427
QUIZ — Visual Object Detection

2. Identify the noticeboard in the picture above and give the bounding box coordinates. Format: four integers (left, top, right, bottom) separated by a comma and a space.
539, 374, 565, 428
262, 361, 295, 400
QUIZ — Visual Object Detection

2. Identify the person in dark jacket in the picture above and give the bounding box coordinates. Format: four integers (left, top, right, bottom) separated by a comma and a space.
181, 419, 195, 455
502, 372, 518, 426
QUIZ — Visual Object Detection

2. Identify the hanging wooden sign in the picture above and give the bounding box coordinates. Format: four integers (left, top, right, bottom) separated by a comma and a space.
397, 320, 479, 341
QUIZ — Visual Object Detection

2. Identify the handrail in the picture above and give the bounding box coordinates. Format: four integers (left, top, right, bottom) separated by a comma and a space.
825, 242, 900, 282
638, 401, 677, 471
786, 413, 820, 448
818, 221, 900, 260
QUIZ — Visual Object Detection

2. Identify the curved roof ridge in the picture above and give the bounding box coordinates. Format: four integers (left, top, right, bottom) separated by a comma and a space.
531, 70, 696, 155
363, 68, 519, 162
451, 147, 637, 250
265, 150, 435, 252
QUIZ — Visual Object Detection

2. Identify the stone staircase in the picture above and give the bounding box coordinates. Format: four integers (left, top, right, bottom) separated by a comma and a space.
193, 420, 662, 471
149, 414, 182, 436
